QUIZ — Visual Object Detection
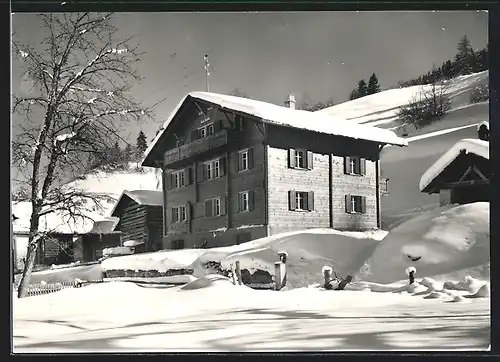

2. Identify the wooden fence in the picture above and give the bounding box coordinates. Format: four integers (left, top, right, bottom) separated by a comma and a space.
23, 280, 91, 297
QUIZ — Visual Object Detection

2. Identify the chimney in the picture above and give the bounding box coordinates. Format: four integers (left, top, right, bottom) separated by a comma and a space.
284, 94, 296, 109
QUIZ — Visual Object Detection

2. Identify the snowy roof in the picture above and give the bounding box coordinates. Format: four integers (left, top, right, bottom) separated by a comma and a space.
419, 138, 489, 192
110, 190, 163, 216
12, 200, 118, 235
142, 92, 407, 166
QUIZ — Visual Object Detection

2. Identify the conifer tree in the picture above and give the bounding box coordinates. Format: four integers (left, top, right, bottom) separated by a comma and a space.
367, 73, 381, 95
357, 79, 368, 98
136, 130, 148, 157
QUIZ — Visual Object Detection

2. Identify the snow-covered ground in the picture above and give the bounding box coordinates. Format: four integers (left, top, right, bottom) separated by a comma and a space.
13, 276, 490, 352
13, 202, 490, 352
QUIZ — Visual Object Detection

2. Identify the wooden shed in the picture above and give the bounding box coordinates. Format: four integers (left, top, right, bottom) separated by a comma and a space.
419, 138, 489, 206
110, 190, 164, 253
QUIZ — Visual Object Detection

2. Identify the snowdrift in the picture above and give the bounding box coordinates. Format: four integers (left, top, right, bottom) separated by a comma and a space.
358, 202, 489, 284
102, 228, 387, 289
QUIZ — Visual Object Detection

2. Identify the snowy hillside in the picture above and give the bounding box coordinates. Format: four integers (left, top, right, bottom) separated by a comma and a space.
316, 71, 488, 131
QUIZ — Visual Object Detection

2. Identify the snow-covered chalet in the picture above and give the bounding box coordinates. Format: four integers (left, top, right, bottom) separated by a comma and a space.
142, 92, 407, 249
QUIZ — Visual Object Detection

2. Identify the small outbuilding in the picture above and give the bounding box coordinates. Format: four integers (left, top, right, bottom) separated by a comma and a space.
110, 190, 164, 253
419, 138, 489, 206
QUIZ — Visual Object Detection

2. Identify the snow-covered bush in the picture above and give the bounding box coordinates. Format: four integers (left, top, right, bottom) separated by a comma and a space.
470, 84, 488, 103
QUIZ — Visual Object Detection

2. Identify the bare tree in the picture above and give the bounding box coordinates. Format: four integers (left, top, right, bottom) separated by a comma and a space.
12, 13, 152, 298
397, 72, 451, 130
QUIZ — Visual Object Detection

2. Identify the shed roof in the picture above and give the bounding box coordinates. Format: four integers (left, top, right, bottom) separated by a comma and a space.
110, 190, 163, 216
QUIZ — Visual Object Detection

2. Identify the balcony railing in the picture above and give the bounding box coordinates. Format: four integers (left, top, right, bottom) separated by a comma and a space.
380, 178, 389, 195
164, 129, 228, 166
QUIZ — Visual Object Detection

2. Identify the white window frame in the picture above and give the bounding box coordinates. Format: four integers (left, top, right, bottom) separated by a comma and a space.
206, 197, 222, 217
295, 191, 307, 211
173, 170, 185, 188
205, 158, 221, 180
172, 205, 187, 223
197, 122, 214, 139
206, 123, 215, 135
295, 150, 306, 169
348, 195, 363, 214
239, 149, 249, 172
239, 191, 250, 212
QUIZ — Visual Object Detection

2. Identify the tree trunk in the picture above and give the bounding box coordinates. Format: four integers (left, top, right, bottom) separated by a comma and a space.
17, 212, 41, 298
17, 242, 39, 298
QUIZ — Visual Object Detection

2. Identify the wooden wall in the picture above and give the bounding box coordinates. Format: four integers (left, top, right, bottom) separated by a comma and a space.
115, 200, 163, 252
162, 108, 267, 249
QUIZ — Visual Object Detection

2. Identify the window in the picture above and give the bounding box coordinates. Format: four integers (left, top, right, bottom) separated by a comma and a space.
206, 123, 215, 135
172, 205, 187, 223
288, 190, 314, 211
205, 197, 224, 217
203, 158, 224, 180
288, 149, 313, 170
198, 127, 206, 139
173, 170, 185, 188
345, 195, 366, 214
239, 191, 249, 212
240, 150, 249, 171
196, 122, 215, 139
237, 233, 251, 245
344, 156, 366, 176
172, 240, 184, 250
168, 168, 191, 189
295, 150, 305, 169
238, 148, 254, 172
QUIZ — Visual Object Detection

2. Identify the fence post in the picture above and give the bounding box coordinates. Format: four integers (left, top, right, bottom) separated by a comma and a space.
230, 263, 237, 285
235, 261, 242, 285
275, 261, 286, 291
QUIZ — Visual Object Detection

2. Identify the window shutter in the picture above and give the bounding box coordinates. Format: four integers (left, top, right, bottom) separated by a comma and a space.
289, 190, 297, 210
214, 119, 222, 132
360, 158, 367, 175
220, 196, 227, 215
170, 208, 175, 223
248, 148, 254, 169
288, 149, 296, 168
165, 172, 172, 190
185, 167, 192, 185
191, 130, 198, 142
197, 163, 204, 182
203, 163, 208, 180
185, 202, 191, 220
344, 157, 351, 174
237, 193, 242, 212
307, 191, 315, 211
361, 196, 367, 213
345, 194, 352, 213
249, 190, 255, 211
219, 157, 226, 177
205, 200, 212, 217
306, 151, 314, 170
237, 152, 243, 172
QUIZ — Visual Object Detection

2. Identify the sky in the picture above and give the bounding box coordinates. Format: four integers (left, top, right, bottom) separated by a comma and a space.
11, 11, 488, 190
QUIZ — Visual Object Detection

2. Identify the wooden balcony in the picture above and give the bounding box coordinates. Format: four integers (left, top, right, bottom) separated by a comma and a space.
380, 178, 389, 195
164, 129, 228, 166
